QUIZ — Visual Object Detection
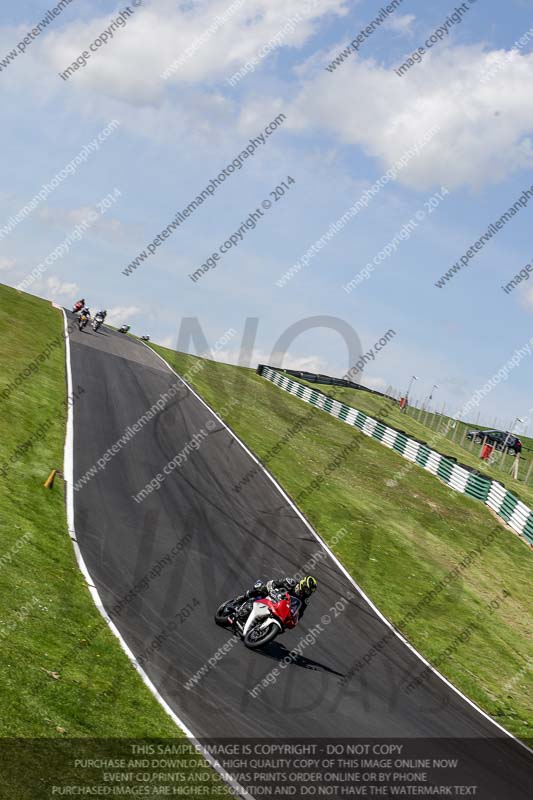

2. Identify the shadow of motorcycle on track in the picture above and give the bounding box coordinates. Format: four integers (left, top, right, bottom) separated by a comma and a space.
256, 639, 345, 677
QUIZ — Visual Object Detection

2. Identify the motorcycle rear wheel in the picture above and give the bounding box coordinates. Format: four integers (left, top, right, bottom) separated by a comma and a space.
244, 622, 279, 649
214, 601, 233, 627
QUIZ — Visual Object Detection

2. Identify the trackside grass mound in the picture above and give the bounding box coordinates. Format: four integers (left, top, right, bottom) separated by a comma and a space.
0, 285, 185, 737
150, 342, 533, 741
292, 377, 533, 508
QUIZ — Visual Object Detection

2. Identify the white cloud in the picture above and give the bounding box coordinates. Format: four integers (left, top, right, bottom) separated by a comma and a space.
290, 44, 533, 189
519, 283, 533, 309
40, 0, 349, 103
37, 206, 124, 237
0, 257, 16, 271
360, 375, 387, 390
157, 335, 176, 349
46, 276, 78, 302
105, 306, 141, 326
385, 14, 416, 37
213, 347, 328, 372
0, 1, 350, 152
276, 353, 328, 372
5, 2, 533, 193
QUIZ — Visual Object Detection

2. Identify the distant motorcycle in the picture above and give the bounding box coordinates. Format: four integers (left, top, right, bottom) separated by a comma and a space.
92, 312, 105, 332
215, 586, 300, 649
118, 325, 130, 334
78, 310, 90, 332
140, 335, 150, 341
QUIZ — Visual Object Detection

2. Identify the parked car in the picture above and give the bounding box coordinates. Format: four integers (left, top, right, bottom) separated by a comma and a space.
466, 429, 522, 454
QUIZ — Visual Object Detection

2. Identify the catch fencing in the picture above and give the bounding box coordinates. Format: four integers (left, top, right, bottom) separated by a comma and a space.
276, 366, 396, 400
258, 366, 533, 547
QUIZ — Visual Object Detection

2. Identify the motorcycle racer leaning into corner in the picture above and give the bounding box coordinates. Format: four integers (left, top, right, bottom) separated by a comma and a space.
230, 575, 317, 626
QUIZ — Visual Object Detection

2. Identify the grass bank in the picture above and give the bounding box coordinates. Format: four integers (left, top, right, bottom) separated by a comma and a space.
0, 285, 183, 738
291, 376, 533, 508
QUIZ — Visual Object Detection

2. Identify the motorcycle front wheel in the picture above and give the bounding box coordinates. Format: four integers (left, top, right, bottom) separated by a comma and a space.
244, 622, 279, 649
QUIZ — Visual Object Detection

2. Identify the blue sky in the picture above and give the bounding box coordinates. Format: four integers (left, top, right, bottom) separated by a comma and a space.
1, 0, 533, 430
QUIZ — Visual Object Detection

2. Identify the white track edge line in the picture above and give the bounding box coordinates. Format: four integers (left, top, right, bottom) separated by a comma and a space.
144, 340, 532, 755
61, 311, 255, 799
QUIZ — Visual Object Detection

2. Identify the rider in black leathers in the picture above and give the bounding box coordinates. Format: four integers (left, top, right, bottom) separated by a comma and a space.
233, 576, 317, 623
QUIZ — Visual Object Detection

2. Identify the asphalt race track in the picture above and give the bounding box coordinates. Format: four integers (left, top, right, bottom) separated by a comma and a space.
67, 314, 532, 796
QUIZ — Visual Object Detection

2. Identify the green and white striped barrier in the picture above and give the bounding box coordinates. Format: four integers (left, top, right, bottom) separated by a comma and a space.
261, 367, 533, 547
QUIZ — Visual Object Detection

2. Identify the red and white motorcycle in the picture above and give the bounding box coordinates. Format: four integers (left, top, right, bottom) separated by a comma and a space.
215, 585, 301, 649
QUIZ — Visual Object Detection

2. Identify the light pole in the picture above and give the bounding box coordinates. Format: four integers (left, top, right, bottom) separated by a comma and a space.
424, 383, 439, 411
401, 375, 418, 413
504, 417, 525, 479
405, 375, 418, 402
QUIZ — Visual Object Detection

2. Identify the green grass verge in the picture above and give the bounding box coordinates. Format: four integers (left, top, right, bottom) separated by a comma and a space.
149, 343, 533, 741
0, 286, 181, 738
